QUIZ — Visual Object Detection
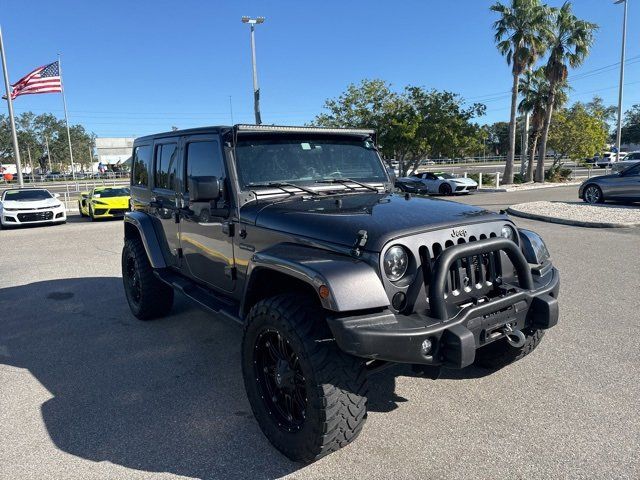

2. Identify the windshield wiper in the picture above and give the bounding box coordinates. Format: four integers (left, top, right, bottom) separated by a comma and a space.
247, 182, 322, 196
315, 177, 379, 192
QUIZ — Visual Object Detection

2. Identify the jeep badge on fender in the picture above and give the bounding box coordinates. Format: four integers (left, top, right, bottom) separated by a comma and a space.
121, 124, 560, 463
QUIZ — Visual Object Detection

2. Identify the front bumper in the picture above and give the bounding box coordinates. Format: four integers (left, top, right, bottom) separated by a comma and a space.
1, 207, 66, 226
453, 184, 478, 193
91, 206, 129, 218
327, 239, 560, 369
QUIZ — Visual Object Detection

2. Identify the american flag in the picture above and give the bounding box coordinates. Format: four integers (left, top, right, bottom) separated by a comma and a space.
8, 61, 62, 99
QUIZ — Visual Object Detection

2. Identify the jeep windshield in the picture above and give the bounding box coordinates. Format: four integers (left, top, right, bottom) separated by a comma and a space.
234, 137, 388, 191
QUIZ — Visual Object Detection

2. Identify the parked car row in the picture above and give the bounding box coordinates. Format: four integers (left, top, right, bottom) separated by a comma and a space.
0, 186, 131, 228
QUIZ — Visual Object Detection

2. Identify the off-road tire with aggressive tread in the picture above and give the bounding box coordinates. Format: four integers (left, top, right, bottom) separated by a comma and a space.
122, 236, 174, 320
474, 327, 544, 370
242, 294, 368, 463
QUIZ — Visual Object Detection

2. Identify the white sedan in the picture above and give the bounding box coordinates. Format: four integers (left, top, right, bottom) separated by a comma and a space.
0, 188, 66, 228
409, 172, 478, 195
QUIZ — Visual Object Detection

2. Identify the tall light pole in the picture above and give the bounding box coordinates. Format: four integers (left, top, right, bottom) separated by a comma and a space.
241, 16, 265, 125
0, 26, 24, 187
615, 0, 628, 162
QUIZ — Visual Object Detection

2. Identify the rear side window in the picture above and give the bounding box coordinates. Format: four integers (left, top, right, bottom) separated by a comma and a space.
185, 141, 224, 191
132, 145, 151, 186
154, 142, 178, 190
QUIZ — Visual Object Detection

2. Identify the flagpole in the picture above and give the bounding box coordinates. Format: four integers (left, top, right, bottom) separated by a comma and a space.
58, 53, 75, 180
0, 26, 24, 187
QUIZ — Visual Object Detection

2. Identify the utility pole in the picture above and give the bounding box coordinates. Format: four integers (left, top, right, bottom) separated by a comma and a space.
45, 136, 52, 172
27, 146, 33, 182
0, 26, 24, 187
614, 0, 628, 162
241, 16, 265, 125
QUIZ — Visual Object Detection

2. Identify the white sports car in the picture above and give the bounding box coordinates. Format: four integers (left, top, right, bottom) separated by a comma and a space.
409, 172, 478, 195
0, 188, 66, 228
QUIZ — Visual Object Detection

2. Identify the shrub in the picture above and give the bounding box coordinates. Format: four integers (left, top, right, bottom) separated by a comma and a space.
513, 173, 526, 184
544, 163, 572, 182
468, 172, 496, 187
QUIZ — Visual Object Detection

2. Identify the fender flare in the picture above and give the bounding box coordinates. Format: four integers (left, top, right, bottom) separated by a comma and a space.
124, 212, 167, 268
242, 243, 389, 315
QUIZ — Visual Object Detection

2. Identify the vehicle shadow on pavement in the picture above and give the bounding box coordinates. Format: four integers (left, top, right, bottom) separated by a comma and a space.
0, 277, 299, 479
0, 277, 491, 478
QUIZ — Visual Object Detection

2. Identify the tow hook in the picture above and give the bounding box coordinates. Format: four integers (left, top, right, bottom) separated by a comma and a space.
502, 324, 526, 348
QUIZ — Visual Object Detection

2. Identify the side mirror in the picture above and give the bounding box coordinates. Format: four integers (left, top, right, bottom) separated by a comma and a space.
54, 192, 60, 198
189, 176, 221, 202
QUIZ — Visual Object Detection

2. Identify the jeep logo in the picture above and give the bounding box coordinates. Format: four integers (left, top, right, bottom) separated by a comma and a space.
451, 228, 467, 238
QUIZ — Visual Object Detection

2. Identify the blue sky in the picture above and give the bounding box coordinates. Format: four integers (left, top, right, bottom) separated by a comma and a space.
3, 0, 639, 138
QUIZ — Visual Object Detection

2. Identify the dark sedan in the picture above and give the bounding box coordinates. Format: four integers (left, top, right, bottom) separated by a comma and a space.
579, 162, 640, 204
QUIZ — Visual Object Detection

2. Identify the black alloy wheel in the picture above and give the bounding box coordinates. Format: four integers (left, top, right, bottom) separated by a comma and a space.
254, 329, 307, 432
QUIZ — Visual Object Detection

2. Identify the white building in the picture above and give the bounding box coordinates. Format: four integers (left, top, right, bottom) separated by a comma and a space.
95, 137, 134, 170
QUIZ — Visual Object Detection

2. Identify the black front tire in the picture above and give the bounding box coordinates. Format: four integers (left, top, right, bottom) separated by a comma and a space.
242, 294, 368, 463
474, 328, 545, 370
439, 183, 453, 196
79, 201, 88, 217
122, 236, 174, 320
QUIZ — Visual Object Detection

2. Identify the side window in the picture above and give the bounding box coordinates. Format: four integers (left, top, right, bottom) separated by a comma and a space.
154, 143, 178, 190
132, 145, 151, 186
625, 165, 640, 176
185, 140, 225, 192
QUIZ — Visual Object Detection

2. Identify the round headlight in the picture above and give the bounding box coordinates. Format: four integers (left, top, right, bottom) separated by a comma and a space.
501, 225, 516, 241
383, 245, 409, 282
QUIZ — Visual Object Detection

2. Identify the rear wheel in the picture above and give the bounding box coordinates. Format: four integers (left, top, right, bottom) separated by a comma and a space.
122, 236, 174, 320
583, 184, 603, 204
474, 328, 544, 370
439, 183, 453, 196
242, 294, 368, 463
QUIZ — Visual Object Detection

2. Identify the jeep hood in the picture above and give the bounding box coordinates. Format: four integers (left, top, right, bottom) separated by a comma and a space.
242, 192, 505, 251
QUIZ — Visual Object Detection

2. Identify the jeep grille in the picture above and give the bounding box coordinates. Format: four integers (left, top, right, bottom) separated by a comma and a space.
420, 233, 503, 304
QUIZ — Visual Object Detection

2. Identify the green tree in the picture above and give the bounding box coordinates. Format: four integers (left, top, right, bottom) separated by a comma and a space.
491, 0, 551, 184
621, 104, 640, 145
548, 102, 608, 162
313, 80, 486, 176
518, 68, 567, 181
536, 2, 597, 182
0, 111, 94, 173
485, 121, 511, 156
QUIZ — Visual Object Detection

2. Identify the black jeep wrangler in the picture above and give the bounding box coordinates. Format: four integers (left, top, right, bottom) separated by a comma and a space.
122, 124, 559, 462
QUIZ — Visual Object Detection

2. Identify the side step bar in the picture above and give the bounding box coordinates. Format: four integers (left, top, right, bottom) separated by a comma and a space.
154, 269, 242, 326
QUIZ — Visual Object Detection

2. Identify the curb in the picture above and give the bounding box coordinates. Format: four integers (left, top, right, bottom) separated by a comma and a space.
506, 206, 640, 228
479, 181, 582, 193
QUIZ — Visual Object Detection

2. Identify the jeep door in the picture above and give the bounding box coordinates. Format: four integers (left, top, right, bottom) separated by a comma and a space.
151, 137, 182, 268
180, 135, 235, 293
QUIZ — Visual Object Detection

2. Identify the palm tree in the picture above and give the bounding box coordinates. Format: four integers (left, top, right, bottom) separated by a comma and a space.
491, 0, 551, 184
518, 69, 568, 181
536, 2, 597, 182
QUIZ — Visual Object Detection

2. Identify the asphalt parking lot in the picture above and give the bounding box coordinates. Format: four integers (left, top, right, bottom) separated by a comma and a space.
1, 187, 639, 480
